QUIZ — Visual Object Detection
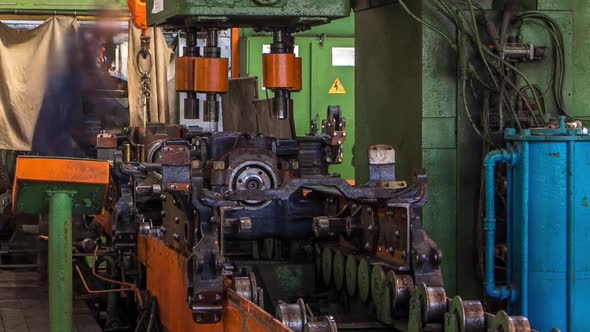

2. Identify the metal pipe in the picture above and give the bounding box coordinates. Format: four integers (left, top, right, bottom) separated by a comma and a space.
520, 141, 529, 315
483, 149, 517, 301
567, 140, 575, 331
75, 264, 136, 296
48, 191, 73, 332
91, 246, 143, 307
506, 161, 513, 312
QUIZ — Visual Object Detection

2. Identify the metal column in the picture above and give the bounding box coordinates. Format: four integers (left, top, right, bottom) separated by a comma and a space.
48, 191, 73, 332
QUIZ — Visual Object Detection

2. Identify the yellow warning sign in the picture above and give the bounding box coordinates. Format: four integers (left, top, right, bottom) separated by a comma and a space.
329, 78, 347, 94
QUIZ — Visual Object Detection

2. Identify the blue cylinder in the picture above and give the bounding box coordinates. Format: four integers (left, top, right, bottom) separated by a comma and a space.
503, 119, 590, 332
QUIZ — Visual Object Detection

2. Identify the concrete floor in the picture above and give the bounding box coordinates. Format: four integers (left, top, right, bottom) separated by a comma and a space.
0, 270, 101, 332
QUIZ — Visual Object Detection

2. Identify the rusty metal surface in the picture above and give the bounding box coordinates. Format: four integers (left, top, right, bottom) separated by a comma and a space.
139, 234, 293, 332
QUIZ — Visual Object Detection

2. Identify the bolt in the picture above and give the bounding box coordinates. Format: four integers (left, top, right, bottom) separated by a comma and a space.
401, 250, 407, 259
173, 233, 180, 241
394, 230, 400, 237
160, 194, 167, 201
161, 211, 166, 217
175, 217, 180, 224
387, 247, 395, 254
160, 226, 167, 234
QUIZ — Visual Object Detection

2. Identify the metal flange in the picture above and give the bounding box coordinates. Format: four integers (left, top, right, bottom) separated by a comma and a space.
232, 272, 259, 304
304, 316, 338, 332
314, 244, 322, 277
387, 270, 413, 316
345, 254, 358, 296
371, 265, 392, 324
357, 258, 371, 302
445, 296, 484, 332
276, 298, 307, 332
417, 282, 447, 324
333, 249, 345, 291
487, 311, 531, 332
322, 247, 334, 286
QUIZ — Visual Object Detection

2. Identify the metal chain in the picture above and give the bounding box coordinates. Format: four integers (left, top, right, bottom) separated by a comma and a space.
137, 35, 153, 127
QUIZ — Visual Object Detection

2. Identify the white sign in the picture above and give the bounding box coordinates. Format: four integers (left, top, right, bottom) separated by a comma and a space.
152, 0, 164, 14
332, 47, 355, 67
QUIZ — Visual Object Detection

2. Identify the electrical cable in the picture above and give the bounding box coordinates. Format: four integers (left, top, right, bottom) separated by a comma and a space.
397, 0, 457, 50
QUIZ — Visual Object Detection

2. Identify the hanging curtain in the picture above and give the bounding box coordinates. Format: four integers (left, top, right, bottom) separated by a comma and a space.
0, 16, 79, 152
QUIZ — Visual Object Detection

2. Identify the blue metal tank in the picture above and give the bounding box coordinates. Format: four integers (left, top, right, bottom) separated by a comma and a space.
484, 117, 590, 332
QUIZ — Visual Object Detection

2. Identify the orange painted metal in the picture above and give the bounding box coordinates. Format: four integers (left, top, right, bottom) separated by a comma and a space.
137, 234, 292, 332
263, 53, 296, 89
194, 57, 230, 93
291, 57, 303, 92
176, 57, 196, 91
12, 157, 110, 211
95, 208, 113, 235
127, 0, 147, 30
231, 28, 240, 78
225, 289, 292, 332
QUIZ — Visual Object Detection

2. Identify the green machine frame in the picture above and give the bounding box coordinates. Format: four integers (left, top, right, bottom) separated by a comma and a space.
145, 0, 351, 28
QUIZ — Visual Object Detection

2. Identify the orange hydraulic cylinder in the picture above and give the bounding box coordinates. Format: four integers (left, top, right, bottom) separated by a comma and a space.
194, 57, 229, 93
292, 57, 302, 92
175, 57, 196, 91
262, 53, 296, 89
128, 0, 147, 30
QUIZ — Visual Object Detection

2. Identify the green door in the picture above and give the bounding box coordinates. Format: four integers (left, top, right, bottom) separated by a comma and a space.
240, 36, 356, 181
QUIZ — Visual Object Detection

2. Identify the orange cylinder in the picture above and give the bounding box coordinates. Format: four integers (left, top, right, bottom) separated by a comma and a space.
194, 57, 229, 93
128, 0, 147, 30
263, 53, 296, 89
291, 57, 302, 92
175, 57, 196, 91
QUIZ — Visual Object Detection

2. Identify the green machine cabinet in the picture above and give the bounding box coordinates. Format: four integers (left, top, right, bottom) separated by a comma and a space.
240, 35, 356, 181
145, 0, 351, 28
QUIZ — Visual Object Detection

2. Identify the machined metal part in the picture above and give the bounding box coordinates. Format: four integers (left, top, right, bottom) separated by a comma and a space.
314, 243, 323, 278
368, 144, 396, 183
232, 272, 259, 305
487, 311, 532, 332
332, 249, 345, 291
387, 271, 414, 316
417, 283, 447, 324
228, 160, 278, 209
276, 298, 307, 332
304, 316, 338, 332
345, 254, 358, 296
321, 246, 334, 286
313, 216, 347, 239
445, 296, 484, 332
370, 264, 392, 324
357, 258, 371, 303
